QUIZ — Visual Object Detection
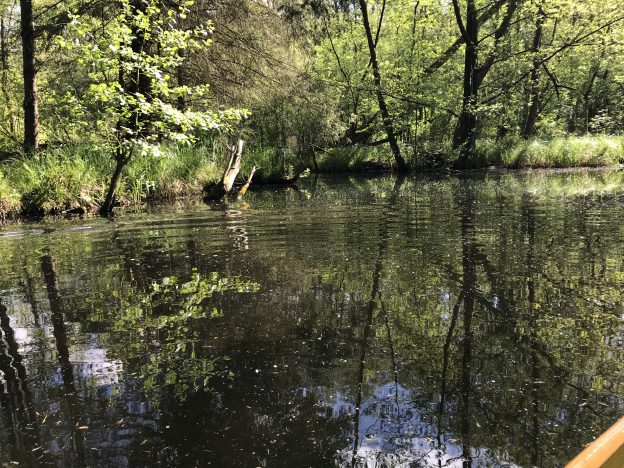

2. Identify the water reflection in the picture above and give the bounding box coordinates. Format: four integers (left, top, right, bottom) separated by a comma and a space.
0, 171, 623, 466
0, 297, 39, 464
42, 253, 87, 465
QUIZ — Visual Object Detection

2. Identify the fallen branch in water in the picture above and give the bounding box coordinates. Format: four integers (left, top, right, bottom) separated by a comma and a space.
238, 166, 257, 199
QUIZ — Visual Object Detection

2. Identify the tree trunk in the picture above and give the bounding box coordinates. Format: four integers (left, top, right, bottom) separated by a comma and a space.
237, 166, 257, 199
223, 140, 244, 193
20, 0, 39, 154
204, 140, 246, 201
101, 1, 151, 215
0, 298, 40, 463
177, 54, 186, 111
521, 3, 545, 139
101, 155, 127, 215
41, 254, 74, 389
351, 178, 398, 465
358, 0, 408, 173
582, 58, 605, 133
452, 0, 479, 167
452, 0, 518, 167
458, 186, 477, 465
125, 0, 151, 134
1, 17, 13, 137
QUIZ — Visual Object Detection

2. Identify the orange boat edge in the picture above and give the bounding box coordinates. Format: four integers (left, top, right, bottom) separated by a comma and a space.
566, 416, 624, 468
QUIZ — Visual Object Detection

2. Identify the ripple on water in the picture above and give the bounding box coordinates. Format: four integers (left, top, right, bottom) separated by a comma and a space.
0, 173, 623, 467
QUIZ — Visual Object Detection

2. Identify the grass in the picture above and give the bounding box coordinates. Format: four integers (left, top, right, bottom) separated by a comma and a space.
473, 135, 624, 169
0, 143, 224, 220
315, 145, 392, 172
315, 136, 624, 171
0, 135, 622, 221
240, 147, 299, 183
0, 172, 19, 222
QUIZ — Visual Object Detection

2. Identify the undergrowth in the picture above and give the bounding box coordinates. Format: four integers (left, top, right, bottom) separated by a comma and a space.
0, 143, 223, 218
0, 135, 622, 221
472, 136, 624, 169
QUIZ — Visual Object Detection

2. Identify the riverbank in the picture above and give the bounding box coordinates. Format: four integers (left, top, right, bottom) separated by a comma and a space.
471, 135, 624, 169
0, 144, 223, 221
1, 136, 623, 222
315, 136, 624, 172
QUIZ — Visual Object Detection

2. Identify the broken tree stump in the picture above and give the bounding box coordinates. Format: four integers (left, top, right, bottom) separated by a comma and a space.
204, 139, 247, 201
223, 139, 244, 194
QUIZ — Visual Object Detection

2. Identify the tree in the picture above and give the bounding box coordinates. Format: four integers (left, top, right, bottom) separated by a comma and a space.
451, 0, 519, 167
357, 0, 408, 172
521, 1, 545, 138
0, 3, 17, 144
20, 0, 38, 153
57, 0, 247, 213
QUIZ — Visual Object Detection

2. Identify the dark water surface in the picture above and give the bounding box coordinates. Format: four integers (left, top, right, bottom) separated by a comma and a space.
0, 172, 623, 467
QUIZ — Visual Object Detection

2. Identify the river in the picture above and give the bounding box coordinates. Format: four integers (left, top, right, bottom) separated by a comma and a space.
0, 171, 623, 467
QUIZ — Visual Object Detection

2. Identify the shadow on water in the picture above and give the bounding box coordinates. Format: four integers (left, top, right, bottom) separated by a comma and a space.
0, 171, 623, 466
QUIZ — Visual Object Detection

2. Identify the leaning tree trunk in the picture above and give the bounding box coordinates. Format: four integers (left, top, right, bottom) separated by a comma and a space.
20, 0, 39, 154
358, 0, 408, 173
100, 0, 150, 215
237, 166, 257, 199
100, 154, 128, 215
452, 0, 479, 168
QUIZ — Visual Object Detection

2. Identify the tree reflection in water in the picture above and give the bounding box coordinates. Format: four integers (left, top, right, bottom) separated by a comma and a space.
0, 172, 622, 466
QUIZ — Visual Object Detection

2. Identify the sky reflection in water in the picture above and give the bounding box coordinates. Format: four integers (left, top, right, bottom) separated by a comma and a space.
0, 171, 623, 467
